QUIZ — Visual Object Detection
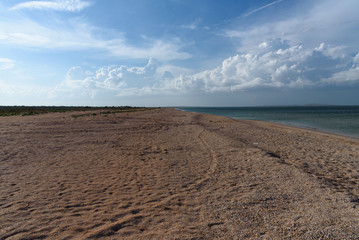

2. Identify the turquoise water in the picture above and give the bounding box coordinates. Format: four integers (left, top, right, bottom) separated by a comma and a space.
178, 106, 359, 138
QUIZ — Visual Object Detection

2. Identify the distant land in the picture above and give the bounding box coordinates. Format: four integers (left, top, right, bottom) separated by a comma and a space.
0, 106, 147, 117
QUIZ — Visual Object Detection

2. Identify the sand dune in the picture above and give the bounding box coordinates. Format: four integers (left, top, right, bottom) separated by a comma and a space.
1, 108, 359, 239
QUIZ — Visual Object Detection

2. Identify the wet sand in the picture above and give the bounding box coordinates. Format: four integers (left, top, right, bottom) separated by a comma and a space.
1, 108, 359, 239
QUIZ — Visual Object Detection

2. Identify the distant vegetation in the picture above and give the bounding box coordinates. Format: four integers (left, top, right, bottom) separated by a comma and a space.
71, 108, 151, 118
0, 106, 150, 117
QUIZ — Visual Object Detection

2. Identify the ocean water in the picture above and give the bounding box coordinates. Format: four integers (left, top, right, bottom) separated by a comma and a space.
178, 106, 359, 138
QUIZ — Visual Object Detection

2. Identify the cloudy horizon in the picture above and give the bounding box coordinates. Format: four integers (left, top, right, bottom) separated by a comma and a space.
1, 0, 359, 107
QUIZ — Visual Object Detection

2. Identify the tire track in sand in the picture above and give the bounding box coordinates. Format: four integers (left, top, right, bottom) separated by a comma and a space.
85, 129, 219, 238
195, 129, 218, 185
143, 129, 218, 206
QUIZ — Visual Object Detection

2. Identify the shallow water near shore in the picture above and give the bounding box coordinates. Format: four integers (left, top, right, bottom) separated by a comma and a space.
179, 106, 359, 138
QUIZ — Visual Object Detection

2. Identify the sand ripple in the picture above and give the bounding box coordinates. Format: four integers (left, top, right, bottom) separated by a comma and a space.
1, 109, 359, 239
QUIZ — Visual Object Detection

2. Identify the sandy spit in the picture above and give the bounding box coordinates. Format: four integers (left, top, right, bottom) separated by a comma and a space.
1, 108, 359, 239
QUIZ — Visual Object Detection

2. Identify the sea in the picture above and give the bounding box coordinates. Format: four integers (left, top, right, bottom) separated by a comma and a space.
178, 106, 359, 139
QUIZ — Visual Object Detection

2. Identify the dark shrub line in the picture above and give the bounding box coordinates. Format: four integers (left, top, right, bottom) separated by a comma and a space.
0, 106, 146, 117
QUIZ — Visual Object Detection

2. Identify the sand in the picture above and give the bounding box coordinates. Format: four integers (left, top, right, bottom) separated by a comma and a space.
1, 108, 359, 239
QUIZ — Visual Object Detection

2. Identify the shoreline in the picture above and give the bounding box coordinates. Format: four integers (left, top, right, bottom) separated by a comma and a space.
177, 107, 359, 140
267, 120, 359, 140
1, 108, 359, 239
244, 118, 359, 142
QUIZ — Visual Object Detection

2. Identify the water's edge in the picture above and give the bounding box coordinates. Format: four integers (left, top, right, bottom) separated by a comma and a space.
177, 107, 359, 140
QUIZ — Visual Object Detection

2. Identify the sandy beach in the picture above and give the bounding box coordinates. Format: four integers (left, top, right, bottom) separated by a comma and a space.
1, 108, 359, 239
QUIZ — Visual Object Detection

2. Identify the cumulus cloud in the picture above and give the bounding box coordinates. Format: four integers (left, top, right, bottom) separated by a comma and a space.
0, 58, 15, 70
322, 53, 359, 84
10, 0, 92, 12
2, 38, 358, 102
54, 39, 359, 98
159, 39, 359, 93
315, 43, 348, 59
58, 58, 162, 97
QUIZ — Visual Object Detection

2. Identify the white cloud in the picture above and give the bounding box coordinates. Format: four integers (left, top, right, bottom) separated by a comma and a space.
212, 0, 359, 93
181, 19, 201, 30
160, 39, 358, 93
0, 17, 190, 61
0, 58, 15, 70
315, 43, 347, 59
225, 0, 359, 51
57, 59, 161, 97
322, 53, 359, 84
0, 2, 190, 61
156, 65, 192, 78
2, 39, 358, 101
0, 18, 94, 49
10, 0, 92, 12
107, 39, 191, 60
2, 0, 358, 102
188, 41, 313, 91
53, 39, 359, 98
0, 57, 192, 99
55, 57, 199, 98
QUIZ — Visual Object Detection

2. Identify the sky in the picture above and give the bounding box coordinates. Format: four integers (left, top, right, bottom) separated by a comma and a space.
0, 0, 359, 107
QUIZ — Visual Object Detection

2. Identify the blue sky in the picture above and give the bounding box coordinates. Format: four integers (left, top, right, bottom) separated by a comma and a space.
0, 0, 359, 106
